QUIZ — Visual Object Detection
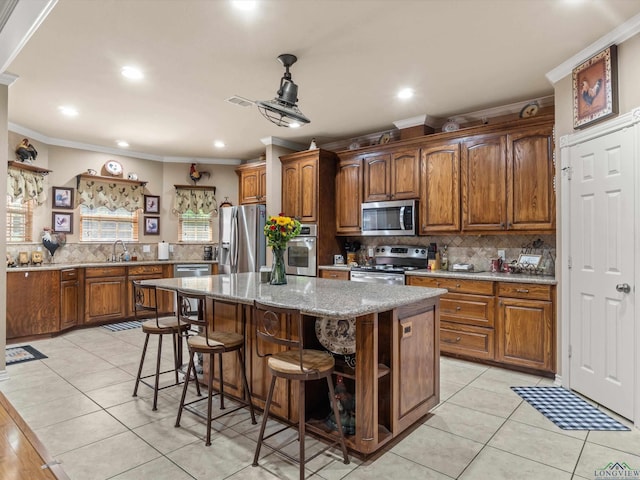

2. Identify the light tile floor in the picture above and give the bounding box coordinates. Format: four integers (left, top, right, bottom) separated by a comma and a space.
1, 326, 638, 480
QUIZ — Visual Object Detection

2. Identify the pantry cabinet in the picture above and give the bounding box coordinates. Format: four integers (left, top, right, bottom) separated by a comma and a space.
84, 266, 127, 324
419, 142, 460, 233
7, 270, 60, 339
236, 161, 266, 205
362, 148, 420, 202
335, 154, 363, 235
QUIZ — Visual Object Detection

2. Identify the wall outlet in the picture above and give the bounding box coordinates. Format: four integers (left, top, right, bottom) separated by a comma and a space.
169, 244, 174, 253
143, 245, 151, 253
498, 249, 506, 260
368, 247, 375, 258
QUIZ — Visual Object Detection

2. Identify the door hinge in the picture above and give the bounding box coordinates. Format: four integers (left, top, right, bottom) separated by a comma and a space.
561, 166, 572, 180
568, 256, 572, 269
568, 345, 572, 358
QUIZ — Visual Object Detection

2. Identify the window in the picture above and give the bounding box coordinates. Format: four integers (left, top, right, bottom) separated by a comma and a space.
179, 211, 212, 242
80, 205, 139, 242
6, 196, 33, 242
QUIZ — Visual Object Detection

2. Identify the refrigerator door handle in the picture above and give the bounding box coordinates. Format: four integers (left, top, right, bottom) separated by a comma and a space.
230, 208, 239, 273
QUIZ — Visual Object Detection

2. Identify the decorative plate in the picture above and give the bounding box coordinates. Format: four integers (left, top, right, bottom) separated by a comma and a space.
442, 120, 460, 132
315, 317, 356, 355
378, 132, 391, 145
105, 160, 123, 176
519, 102, 539, 118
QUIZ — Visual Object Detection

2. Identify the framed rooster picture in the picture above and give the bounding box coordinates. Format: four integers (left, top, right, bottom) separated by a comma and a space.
572, 45, 618, 129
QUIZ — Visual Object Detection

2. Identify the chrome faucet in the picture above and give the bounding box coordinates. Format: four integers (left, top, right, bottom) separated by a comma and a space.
112, 239, 128, 262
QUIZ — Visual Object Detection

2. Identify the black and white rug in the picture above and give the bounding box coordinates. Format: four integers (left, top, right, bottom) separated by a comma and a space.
102, 320, 142, 332
512, 386, 630, 431
6, 345, 48, 365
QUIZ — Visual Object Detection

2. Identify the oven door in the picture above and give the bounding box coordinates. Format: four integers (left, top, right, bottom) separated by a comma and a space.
285, 236, 317, 276
350, 271, 405, 285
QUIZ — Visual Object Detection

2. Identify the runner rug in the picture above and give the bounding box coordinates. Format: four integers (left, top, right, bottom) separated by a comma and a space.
511, 386, 630, 431
6, 345, 48, 365
102, 320, 142, 332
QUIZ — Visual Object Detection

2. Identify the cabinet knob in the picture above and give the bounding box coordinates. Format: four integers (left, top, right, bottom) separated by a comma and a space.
500, 223, 505, 228
516, 288, 529, 293
443, 336, 461, 344
456, 306, 461, 311
455, 283, 461, 288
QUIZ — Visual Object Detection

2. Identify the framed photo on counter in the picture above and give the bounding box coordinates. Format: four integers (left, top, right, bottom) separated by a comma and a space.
144, 216, 160, 235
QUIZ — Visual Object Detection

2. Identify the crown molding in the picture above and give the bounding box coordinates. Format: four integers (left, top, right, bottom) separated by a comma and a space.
0, 71, 18, 86
393, 114, 442, 130
546, 12, 640, 84
9, 122, 242, 165
260, 136, 306, 151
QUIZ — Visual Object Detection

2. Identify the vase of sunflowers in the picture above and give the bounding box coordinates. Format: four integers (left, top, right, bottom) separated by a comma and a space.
263, 213, 301, 285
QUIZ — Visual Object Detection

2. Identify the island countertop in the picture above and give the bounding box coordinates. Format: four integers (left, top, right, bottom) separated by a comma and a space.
142, 272, 447, 320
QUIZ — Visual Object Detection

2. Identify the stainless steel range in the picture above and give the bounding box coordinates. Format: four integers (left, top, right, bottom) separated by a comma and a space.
350, 245, 428, 285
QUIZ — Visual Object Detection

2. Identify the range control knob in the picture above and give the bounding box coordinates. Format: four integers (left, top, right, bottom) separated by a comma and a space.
421, 249, 426, 255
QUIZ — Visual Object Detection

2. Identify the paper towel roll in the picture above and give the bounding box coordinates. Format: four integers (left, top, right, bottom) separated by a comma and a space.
158, 242, 169, 261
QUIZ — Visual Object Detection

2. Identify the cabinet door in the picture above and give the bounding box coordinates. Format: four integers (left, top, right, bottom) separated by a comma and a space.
336, 156, 363, 234
461, 135, 507, 231
390, 148, 420, 199
258, 167, 267, 202
419, 143, 460, 233
496, 297, 554, 372
127, 275, 174, 318
281, 162, 300, 218
85, 276, 127, 324
299, 157, 318, 222
363, 153, 391, 202
507, 126, 555, 230
7, 271, 60, 339
238, 169, 261, 204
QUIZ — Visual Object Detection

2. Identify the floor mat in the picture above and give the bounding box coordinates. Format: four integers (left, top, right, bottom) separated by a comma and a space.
512, 386, 630, 431
102, 320, 142, 332
6, 345, 48, 365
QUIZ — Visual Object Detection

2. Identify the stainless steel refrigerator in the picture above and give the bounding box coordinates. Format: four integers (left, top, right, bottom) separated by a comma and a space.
219, 204, 267, 274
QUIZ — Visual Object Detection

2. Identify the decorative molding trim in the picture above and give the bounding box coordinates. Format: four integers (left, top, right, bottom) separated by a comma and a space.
546, 12, 640, 84
0, 71, 18, 86
259, 136, 306, 151
558, 135, 569, 148
559, 106, 640, 149
8, 122, 242, 165
452, 95, 555, 125
392, 114, 443, 130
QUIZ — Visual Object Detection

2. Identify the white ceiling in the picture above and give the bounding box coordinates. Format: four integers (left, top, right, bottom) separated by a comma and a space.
4, 0, 640, 162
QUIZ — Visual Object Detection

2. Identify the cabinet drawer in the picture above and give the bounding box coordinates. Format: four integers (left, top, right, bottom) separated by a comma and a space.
440, 321, 494, 360
319, 269, 350, 280
497, 282, 552, 301
60, 268, 78, 280
408, 276, 494, 295
128, 265, 163, 275
86, 266, 126, 278
440, 293, 495, 328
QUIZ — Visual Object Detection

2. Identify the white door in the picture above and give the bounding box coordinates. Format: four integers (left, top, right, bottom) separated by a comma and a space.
568, 127, 635, 419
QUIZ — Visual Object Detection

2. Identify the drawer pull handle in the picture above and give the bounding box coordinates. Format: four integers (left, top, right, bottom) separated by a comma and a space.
456, 306, 461, 311
516, 288, 530, 293
455, 283, 461, 288
443, 336, 462, 344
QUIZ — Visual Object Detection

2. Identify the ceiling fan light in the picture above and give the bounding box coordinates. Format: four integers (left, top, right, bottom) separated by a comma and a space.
256, 99, 310, 127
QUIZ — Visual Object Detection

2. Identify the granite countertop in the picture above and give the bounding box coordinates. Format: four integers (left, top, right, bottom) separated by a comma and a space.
142, 272, 447, 320
7, 259, 218, 272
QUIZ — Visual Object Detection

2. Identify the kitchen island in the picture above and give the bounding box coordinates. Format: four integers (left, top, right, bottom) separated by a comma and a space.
142, 273, 447, 456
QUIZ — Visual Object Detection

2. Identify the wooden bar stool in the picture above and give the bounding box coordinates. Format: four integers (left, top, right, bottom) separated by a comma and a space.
252, 301, 349, 480
132, 281, 190, 411
175, 290, 256, 446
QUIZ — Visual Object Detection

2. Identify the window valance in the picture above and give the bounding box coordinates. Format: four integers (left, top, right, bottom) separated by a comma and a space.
77, 177, 144, 212
173, 185, 218, 215
7, 166, 47, 205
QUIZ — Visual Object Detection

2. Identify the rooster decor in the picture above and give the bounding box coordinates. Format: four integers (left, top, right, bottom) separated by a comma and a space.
189, 163, 211, 185
15, 138, 38, 163
42, 228, 67, 261
581, 79, 602, 106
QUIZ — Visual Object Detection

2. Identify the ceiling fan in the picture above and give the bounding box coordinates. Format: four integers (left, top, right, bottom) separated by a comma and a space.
230, 53, 310, 128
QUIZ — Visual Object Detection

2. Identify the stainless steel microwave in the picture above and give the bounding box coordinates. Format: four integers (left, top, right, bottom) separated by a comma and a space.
361, 199, 417, 236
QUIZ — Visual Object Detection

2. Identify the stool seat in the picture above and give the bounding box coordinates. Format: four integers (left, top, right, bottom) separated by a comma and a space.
187, 331, 244, 351
142, 317, 189, 334
268, 350, 334, 375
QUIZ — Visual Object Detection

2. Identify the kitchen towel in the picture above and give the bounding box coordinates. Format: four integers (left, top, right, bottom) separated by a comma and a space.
6, 345, 47, 365
511, 386, 630, 431
158, 241, 169, 260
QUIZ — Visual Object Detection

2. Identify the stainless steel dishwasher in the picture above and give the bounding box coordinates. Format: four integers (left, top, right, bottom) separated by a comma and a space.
173, 264, 212, 313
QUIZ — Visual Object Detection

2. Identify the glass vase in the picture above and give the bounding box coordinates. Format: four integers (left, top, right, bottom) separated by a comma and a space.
270, 247, 287, 285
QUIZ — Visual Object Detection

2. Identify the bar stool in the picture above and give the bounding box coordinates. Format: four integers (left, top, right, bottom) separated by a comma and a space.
252, 301, 349, 480
132, 281, 190, 411
175, 290, 256, 446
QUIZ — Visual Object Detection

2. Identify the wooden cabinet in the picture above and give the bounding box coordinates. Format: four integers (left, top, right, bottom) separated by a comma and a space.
7, 270, 60, 339
363, 148, 420, 202
496, 282, 555, 373
461, 125, 555, 233
126, 264, 173, 318
335, 154, 363, 235
60, 268, 83, 331
236, 162, 266, 204
419, 142, 460, 233
84, 266, 127, 324
319, 269, 350, 280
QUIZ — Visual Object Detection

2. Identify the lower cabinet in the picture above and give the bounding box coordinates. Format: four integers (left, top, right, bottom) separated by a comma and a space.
84, 266, 127, 324
126, 264, 174, 318
319, 269, 350, 280
407, 275, 556, 374
7, 270, 60, 339
60, 268, 84, 331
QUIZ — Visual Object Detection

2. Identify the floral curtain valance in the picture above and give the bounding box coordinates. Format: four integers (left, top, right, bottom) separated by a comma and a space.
7, 167, 47, 205
77, 178, 144, 212
173, 187, 218, 215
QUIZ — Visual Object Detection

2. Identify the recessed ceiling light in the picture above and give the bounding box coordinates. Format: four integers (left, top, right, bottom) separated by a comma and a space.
214, 140, 225, 148
397, 88, 414, 100
58, 105, 78, 116
231, 0, 257, 11
116, 140, 129, 148
121, 66, 144, 80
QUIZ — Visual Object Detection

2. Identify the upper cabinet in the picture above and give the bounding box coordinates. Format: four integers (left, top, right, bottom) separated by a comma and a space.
236, 162, 266, 205
336, 153, 363, 235
419, 142, 460, 234
363, 147, 420, 202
